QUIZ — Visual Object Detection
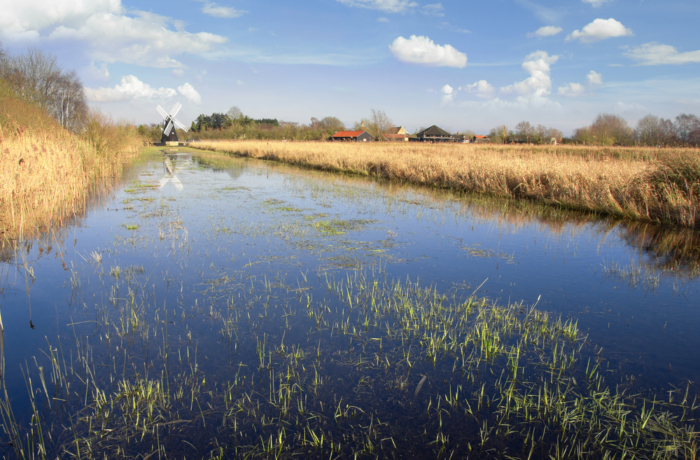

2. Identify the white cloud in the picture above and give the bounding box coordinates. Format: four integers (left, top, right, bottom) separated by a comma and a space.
501, 51, 558, 99
336, 0, 418, 13
527, 26, 562, 38
566, 18, 632, 43
0, 0, 123, 41
377, 17, 389, 22
236, 80, 244, 85
465, 80, 495, 99
557, 70, 602, 97
389, 35, 467, 68
558, 82, 586, 97
177, 82, 202, 104
85, 75, 177, 102
441, 84, 455, 105
440, 22, 470, 34
201, 2, 247, 18
0, 1, 228, 68
172, 69, 185, 78
87, 61, 110, 80
625, 42, 700, 65
422, 3, 445, 16
582, 0, 611, 7
587, 70, 603, 85
248, 27, 257, 32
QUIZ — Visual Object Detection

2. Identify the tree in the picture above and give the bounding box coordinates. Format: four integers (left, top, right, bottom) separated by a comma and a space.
573, 113, 633, 145
316, 117, 344, 133
227, 106, 242, 121
674, 114, 700, 145
488, 125, 510, 144
52, 70, 87, 131
515, 121, 534, 142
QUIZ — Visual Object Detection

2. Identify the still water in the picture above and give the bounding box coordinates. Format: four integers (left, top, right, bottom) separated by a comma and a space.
1, 149, 698, 458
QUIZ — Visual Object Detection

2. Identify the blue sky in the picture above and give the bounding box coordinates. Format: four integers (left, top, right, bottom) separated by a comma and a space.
2, 0, 699, 135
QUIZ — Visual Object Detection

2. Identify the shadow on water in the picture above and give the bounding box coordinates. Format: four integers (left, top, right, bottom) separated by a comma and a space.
0, 148, 698, 459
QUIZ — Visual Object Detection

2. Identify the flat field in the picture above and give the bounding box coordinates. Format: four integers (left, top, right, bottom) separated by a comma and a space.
194, 140, 700, 228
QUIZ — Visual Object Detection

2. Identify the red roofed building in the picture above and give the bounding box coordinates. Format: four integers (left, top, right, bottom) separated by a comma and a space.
330, 130, 375, 142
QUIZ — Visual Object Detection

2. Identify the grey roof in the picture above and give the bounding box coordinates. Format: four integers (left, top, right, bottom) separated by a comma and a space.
416, 125, 452, 137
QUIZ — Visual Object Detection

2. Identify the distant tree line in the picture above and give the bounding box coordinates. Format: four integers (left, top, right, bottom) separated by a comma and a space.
180, 106, 347, 141
486, 121, 564, 144
0, 44, 87, 131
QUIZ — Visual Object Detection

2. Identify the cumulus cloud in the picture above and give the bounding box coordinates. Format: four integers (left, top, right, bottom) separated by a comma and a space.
587, 70, 603, 85
201, 2, 247, 18
0, 1, 227, 68
582, 0, 611, 7
389, 35, 467, 68
440, 84, 455, 105
625, 42, 700, 65
422, 3, 445, 16
501, 51, 559, 99
177, 82, 202, 104
558, 82, 586, 97
527, 26, 562, 38
465, 80, 495, 99
557, 70, 602, 97
336, 0, 418, 13
566, 18, 632, 43
85, 75, 177, 102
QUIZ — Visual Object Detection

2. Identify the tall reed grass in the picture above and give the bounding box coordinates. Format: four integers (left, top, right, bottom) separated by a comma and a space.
194, 140, 700, 227
0, 88, 144, 244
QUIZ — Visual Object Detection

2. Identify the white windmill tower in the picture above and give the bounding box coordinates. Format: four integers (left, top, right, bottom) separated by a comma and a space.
157, 102, 189, 144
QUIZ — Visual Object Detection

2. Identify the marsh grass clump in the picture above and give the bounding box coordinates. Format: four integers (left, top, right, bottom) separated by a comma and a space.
191, 140, 700, 228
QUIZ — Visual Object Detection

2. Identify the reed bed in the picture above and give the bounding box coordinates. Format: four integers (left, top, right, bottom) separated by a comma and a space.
193, 140, 700, 228
0, 107, 144, 244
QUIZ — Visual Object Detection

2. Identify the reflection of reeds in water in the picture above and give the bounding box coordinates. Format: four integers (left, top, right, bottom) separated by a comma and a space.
193, 140, 700, 228
0, 311, 4, 382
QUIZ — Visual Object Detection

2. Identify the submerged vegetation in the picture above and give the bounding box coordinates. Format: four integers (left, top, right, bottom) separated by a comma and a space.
0, 80, 144, 244
192, 140, 700, 228
1, 268, 698, 459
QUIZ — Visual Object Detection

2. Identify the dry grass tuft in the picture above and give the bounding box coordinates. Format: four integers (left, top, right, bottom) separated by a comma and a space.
193, 140, 700, 227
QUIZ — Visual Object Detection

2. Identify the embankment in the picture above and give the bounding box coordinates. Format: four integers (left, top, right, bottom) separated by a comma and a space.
0, 84, 144, 243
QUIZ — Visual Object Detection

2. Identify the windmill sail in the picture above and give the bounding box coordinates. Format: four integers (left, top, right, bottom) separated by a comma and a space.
164, 120, 174, 136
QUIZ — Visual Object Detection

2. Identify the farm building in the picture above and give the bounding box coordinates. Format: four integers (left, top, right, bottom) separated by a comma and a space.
411, 125, 454, 143
386, 126, 408, 135
472, 135, 490, 144
330, 130, 374, 142
384, 133, 409, 142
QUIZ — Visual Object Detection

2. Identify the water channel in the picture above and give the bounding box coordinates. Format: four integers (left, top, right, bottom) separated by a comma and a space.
0, 148, 698, 458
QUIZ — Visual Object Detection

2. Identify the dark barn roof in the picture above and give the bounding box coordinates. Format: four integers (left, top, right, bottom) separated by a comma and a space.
416, 125, 452, 137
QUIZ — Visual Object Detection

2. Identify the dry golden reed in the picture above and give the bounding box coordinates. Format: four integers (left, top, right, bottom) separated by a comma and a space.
0, 109, 143, 244
194, 140, 700, 227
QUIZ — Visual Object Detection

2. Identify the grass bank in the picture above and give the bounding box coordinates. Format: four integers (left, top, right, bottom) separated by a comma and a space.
0, 85, 145, 244
193, 140, 700, 228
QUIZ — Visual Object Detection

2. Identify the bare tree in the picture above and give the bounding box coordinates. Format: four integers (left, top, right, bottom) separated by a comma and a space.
227, 106, 243, 121
370, 109, 393, 140
52, 71, 88, 130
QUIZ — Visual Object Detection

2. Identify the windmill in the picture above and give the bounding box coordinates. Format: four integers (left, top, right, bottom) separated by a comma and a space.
157, 102, 189, 144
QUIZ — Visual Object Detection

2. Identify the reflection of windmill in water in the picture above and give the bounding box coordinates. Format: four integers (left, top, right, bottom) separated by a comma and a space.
157, 103, 189, 144
159, 155, 192, 192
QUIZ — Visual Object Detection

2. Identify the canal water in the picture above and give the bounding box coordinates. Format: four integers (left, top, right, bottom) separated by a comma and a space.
0, 149, 698, 458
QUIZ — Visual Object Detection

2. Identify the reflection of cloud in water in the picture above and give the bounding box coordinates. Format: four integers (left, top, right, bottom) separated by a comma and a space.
193, 155, 246, 181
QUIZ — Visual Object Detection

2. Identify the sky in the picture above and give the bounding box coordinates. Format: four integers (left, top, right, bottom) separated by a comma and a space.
1, 0, 699, 135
